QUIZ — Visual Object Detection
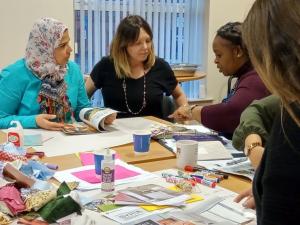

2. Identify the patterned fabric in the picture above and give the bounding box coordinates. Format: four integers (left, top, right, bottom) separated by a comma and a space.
0, 151, 27, 162
0, 201, 12, 216
17, 218, 49, 225
0, 163, 4, 178
20, 188, 39, 201
24, 189, 56, 211
66, 182, 79, 191
24, 17, 72, 123
0, 211, 11, 225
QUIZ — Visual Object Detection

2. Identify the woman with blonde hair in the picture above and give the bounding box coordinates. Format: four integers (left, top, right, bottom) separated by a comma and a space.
235, 0, 300, 223
85, 15, 188, 119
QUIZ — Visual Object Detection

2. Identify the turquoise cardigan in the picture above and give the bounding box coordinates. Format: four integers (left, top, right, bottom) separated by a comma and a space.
0, 59, 90, 128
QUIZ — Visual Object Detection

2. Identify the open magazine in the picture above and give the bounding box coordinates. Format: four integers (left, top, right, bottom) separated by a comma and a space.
62, 107, 117, 135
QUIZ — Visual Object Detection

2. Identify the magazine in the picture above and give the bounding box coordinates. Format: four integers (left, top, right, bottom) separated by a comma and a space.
108, 195, 255, 225
115, 184, 190, 206
62, 107, 117, 135
135, 196, 255, 225
198, 158, 255, 180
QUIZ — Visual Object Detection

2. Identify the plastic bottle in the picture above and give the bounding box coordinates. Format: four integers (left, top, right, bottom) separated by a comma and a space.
7, 121, 24, 147
101, 148, 115, 192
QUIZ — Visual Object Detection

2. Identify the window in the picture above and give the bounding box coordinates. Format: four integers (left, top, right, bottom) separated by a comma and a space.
74, 0, 207, 106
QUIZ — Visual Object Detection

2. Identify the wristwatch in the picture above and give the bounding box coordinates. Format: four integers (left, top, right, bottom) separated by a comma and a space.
244, 142, 261, 156
190, 104, 199, 111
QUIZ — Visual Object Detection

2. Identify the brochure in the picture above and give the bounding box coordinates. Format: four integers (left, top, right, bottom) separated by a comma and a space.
62, 107, 117, 135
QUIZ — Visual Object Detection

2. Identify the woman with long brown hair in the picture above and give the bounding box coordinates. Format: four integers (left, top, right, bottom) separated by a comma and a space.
235, 0, 300, 224
86, 15, 188, 119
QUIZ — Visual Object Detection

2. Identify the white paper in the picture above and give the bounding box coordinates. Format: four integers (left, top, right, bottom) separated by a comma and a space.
171, 195, 255, 225
54, 159, 157, 190
2, 117, 163, 157
162, 140, 233, 161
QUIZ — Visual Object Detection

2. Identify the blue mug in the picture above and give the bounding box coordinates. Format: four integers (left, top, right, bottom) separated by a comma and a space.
133, 130, 151, 154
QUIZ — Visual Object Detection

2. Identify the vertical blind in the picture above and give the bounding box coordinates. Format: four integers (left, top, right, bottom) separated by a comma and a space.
74, 0, 207, 105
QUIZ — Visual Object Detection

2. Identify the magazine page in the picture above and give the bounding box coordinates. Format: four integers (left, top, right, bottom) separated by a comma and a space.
117, 184, 190, 206
199, 158, 254, 180
169, 195, 256, 224
62, 107, 117, 134
79, 107, 117, 131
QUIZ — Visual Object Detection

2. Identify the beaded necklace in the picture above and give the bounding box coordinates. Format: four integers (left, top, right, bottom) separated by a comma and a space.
122, 72, 146, 115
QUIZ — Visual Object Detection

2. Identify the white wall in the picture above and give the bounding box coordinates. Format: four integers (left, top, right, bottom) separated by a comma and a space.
0, 0, 254, 103
205, 0, 255, 102
0, 0, 74, 68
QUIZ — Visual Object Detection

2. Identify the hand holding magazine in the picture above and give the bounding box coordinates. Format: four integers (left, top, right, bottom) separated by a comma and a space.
62, 107, 117, 135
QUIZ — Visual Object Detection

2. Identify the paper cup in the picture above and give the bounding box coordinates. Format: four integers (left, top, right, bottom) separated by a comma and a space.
133, 130, 151, 155
94, 148, 115, 175
176, 140, 198, 169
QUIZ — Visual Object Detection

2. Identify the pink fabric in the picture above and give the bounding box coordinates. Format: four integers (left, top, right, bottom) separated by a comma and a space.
79, 152, 119, 166
71, 165, 139, 184
0, 185, 26, 215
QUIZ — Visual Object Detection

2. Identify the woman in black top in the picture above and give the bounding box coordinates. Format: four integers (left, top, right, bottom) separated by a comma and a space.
85, 15, 188, 119
234, 0, 300, 224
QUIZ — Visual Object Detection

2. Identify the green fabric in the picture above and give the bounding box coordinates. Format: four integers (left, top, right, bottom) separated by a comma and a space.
56, 182, 71, 196
232, 95, 280, 150
38, 196, 81, 223
38, 182, 81, 223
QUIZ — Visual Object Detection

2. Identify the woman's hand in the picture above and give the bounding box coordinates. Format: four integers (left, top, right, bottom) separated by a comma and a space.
104, 113, 117, 125
36, 114, 65, 130
234, 187, 256, 209
168, 105, 192, 122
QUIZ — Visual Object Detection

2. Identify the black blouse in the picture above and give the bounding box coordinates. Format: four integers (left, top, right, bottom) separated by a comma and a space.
90, 57, 178, 118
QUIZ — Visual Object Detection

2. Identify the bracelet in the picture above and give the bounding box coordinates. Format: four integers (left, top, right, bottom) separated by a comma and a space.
245, 142, 262, 156
190, 104, 199, 111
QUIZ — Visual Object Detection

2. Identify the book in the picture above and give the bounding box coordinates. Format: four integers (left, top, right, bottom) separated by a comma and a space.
62, 107, 117, 135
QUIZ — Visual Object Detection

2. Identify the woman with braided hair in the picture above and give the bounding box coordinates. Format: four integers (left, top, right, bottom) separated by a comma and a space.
170, 22, 269, 139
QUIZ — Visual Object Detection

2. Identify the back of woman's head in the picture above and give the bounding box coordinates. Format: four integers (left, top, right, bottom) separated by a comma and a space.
217, 22, 247, 54
110, 15, 155, 78
243, 0, 300, 124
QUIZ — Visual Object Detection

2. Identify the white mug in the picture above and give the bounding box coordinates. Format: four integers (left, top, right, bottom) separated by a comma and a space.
176, 140, 198, 169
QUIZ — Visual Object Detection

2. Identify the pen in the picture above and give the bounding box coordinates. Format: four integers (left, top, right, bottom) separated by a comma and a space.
184, 165, 229, 179
191, 174, 220, 183
193, 176, 216, 188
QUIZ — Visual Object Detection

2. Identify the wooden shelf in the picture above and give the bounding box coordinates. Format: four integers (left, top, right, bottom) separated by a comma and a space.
175, 71, 206, 82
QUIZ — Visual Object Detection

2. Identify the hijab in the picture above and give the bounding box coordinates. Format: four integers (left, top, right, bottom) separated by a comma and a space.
25, 18, 72, 123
